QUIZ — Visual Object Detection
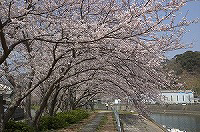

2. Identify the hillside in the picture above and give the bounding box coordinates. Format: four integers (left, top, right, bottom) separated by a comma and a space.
166, 51, 200, 95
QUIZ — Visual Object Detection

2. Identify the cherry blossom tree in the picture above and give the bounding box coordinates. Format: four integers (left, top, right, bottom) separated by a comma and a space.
0, 0, 199, 130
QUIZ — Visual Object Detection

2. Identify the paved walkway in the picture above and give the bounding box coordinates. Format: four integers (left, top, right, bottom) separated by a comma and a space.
97, 112, 116, 132
80, 112, 105, 132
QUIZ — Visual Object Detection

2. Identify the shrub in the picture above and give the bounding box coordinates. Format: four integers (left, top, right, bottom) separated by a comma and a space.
71, 109, 89, 120
38, 115, 68, 131
31, 105, 40, 111
56, 109, 89, 124
56, 113, 78, 124
4, 120, 34, 132
38, 109, 89, 131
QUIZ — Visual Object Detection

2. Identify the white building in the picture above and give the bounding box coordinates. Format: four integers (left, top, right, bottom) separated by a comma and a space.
161, 90, 194, 104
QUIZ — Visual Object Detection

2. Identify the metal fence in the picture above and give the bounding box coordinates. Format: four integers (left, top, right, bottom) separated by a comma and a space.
113, 109, 122, 132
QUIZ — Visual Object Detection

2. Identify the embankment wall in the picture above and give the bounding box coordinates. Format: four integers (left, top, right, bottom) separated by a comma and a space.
148, 104, 200, 115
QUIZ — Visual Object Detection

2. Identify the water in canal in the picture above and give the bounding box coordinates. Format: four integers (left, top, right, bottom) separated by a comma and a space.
150, 113, 200, 132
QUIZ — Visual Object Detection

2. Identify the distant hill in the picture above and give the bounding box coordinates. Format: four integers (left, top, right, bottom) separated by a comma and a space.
166, 51, 200, 95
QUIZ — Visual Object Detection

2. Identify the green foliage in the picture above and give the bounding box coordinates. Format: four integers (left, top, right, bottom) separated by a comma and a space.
166, 51, 200, 95
38, 115, 68, 131
56, 109, 89, 124
4, 120, 34, 132
56, 112, 78, 124
31, 105, 40, 111
175, 51, 200, 73
68, 109, 89, 120
38, 109, 89, 131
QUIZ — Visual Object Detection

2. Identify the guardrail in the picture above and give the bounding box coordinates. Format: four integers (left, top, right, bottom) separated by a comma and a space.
113, 109, 122, 132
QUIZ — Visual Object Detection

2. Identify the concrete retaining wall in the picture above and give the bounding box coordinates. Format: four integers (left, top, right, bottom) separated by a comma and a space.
148, 104, 200, 115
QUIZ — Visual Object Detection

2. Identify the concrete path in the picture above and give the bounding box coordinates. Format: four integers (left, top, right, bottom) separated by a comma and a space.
80, 112, 105, 132
120, 114, 167, 132
98, 112, 116, 132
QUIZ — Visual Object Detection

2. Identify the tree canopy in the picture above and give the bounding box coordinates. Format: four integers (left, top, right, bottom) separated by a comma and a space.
175, 51, 200, 73
0, 0, 198, 130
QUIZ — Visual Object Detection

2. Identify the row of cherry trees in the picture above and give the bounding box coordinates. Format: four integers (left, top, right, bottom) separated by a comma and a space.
0, 0, 197, 130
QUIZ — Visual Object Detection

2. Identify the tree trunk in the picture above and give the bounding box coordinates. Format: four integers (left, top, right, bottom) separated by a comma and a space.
3, 97, 23, 124
0, 95, 4, 132
69, 88, 75, 110
25, 94, 32, 124
25, 74, 34, 125
54, 88, 68, 113
33, 84, 57, 128
49, 86, 60, 116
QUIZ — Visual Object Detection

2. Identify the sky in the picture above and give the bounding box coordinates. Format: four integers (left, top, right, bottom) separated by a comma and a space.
165, 1, 200, 59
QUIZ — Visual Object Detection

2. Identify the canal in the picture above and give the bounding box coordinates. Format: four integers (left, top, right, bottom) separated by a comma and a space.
150, 113, 200, 132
